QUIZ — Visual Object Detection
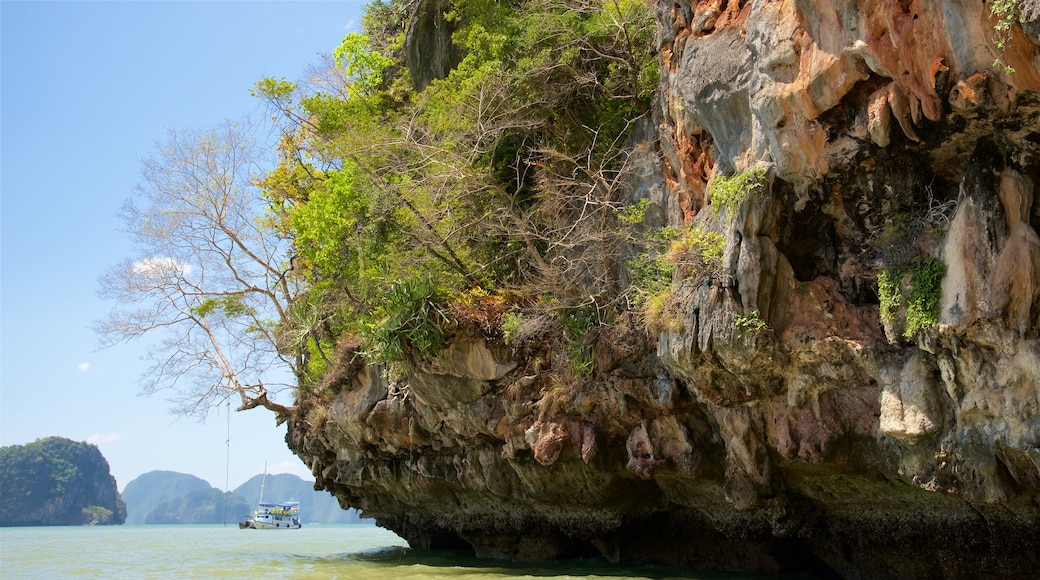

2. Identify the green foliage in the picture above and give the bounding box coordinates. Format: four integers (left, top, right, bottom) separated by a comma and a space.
190, 296, 255, 320
362, 0, 411, 53
562, 304, 597, 338
289, 163, 396, 289
250, 77, 297, 102
627, 254, 673, 305
333, 34, 395, 95
617, 198, 651, 225
301, 338, 333, 390
734, 310, 767, 335
709, 167, 767, 225
668, 227, 726, 281
501, 307, 524, 345
905, 257, 946, 337
990, 0, 1019, 74
567, 343, 595, 376
562, 305, 597, 376
253, 0, 663, 387
82, 505, 114, 524
362, 275, 452, 364
623, 224, 724, 334
878, 257, 946, 338
622, 224, 674, 305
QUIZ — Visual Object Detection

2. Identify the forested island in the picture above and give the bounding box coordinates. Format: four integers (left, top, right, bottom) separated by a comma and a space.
0, 437, 126, 526
97, 0, 1040, 577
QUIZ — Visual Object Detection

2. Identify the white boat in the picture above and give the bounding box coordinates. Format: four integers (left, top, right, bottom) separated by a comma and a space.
251, 501, 301, 529
239, 462, 301, 530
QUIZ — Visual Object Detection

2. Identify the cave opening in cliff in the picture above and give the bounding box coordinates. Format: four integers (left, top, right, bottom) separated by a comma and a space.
774, 182, 839, 283
772, 538, 842, 578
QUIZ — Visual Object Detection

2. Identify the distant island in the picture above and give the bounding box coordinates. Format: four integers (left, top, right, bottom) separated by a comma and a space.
144, 487, 251, 524
120, 471, 211, 525
122, 470, 363, 524
0, 437, 361, 527
0, 437, 126, 526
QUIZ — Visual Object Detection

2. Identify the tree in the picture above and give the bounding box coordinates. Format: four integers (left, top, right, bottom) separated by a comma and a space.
245, 0, 660, 376
96, 120, 301, 420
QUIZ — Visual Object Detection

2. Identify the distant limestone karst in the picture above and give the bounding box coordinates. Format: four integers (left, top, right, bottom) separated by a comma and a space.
121, 470, 362, 524
144, 486, 251, 525
121, 470, 211, 525
234, 472, 362, 524
0, 437, 126, 526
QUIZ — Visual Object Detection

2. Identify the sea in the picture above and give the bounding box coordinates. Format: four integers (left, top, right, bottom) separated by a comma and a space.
0, 522, 806, 579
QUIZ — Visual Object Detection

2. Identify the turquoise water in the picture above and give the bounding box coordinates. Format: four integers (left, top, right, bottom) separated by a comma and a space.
0, 523, 787, 579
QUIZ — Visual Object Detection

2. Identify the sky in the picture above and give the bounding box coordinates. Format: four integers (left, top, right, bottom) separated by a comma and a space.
1, 0, 369, 492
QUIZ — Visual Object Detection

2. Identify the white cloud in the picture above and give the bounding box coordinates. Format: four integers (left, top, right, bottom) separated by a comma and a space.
131, 256, 192, 278
270, 459, 313, 481
87, 433, 121, 445
77, 362, 91, 373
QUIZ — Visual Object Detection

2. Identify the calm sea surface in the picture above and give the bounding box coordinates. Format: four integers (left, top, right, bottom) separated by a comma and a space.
0, 523, 799, 579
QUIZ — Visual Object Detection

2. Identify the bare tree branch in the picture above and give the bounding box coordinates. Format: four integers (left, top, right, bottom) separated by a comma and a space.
96, 119, 302, 419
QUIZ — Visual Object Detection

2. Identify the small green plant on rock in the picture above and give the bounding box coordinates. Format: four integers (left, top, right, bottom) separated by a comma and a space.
362, 275, 452, 364
561, 305, 597, 376
501, 307, 524, 345
625, 225, 725, 336
734, 310, 767, 335
905, 257, 946, 336
878, 257, 946, 339
990, 0, 1019, 74
708, 166, 767, 225
627, 253, 673, 304
878, 269, 901, 328
617, 198, 651, 225
667, 227, 725, 281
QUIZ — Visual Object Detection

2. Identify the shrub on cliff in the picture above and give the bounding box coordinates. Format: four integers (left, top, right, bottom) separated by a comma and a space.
878, 257, 947, 340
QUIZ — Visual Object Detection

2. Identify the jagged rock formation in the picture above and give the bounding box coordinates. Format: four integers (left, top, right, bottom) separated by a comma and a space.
287, 1, 1040, 577
0, 437, 127, 526
404, 0, 461, 91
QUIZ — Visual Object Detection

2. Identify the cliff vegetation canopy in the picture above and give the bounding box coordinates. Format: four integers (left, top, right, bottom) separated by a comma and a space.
255, 0, 660, 385
98, 0, 664, 413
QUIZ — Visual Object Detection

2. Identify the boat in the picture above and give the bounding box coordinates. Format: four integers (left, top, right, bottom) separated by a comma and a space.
239, 462, 301, 529
250, 501, 301, 529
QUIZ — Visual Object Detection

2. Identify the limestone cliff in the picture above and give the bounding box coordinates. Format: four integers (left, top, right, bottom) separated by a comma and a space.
286, 1, 1040, 577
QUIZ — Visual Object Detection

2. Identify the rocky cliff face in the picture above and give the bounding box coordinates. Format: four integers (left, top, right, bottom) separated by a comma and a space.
287, 1, 1040, 577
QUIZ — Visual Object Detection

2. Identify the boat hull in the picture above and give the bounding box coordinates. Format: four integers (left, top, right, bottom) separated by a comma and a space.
251, 519, 300, 529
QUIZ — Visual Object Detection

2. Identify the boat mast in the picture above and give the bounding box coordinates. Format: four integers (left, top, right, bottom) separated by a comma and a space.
258, 461, 267, 505
223, 398, 231, 527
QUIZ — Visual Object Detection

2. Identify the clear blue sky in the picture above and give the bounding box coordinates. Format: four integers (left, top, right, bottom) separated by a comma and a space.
2, 0, 367, 491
